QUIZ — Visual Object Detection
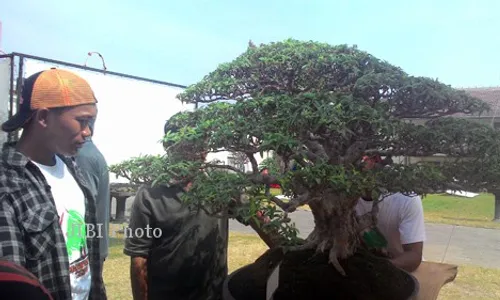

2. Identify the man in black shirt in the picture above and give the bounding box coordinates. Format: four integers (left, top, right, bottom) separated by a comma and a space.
124, 117, 228, 300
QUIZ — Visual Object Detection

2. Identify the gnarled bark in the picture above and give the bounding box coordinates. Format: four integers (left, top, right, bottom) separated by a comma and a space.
304, 193, 361, 275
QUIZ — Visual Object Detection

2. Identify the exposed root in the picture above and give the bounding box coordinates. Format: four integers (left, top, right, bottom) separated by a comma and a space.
286, 241, 317, 252
285, 228, 319, 253
328, 247, 346, 276
306, 192, 361, 277
316, 237, 348, 277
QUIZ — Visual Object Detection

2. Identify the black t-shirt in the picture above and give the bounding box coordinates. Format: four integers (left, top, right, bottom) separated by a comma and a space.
124, 184, 229, 300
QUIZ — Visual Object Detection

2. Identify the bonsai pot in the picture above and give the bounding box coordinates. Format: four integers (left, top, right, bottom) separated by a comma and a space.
223, 248, 419, 300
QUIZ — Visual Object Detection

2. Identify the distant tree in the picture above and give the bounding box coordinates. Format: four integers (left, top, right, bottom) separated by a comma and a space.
228, 151, 250, 172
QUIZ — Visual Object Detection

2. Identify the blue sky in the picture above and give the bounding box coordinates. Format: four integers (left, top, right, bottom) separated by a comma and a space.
1, 0, 499, 88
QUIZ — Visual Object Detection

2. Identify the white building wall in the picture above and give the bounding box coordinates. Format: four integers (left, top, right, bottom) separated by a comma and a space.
206, 150, 272, 173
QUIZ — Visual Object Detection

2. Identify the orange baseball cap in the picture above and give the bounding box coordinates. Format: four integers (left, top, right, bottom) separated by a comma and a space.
1, 68, 97, 132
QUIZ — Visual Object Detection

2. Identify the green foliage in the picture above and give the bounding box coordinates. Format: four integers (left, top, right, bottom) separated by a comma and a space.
108, 154, 202, 186
111, 39, 500, 247
109, 155, 169, 184
259, 156, 281, 175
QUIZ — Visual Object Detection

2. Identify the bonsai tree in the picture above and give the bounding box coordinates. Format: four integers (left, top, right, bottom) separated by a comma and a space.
110, 39, 500, 299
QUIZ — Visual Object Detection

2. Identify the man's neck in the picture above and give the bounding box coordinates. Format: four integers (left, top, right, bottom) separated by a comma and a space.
17, 134, 56, 166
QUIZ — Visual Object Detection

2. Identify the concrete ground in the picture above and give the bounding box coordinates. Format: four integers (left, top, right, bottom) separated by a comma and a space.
113, 197, 500, 269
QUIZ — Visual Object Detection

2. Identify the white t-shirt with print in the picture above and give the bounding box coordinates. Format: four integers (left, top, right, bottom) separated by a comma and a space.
355, 193, 426, 257
33, 156, 91, 300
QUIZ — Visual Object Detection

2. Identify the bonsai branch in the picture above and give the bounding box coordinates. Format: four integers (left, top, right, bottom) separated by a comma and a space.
249, 174, 280, 185
204, 164, 246, 174
287, 192, 311, 212
232, 195, 285, 249
194, 95, 230, 103
119, 172, 133, 182
246, 152, 259, 174
340, 140, 369, 165
247, 217, 284, 249
307, 132, 325, 141
304, 140, 329, 161
268, 196, 290, 211
297, 149, 320, 163
291, 154, 313, 167
269, 192, 310, 213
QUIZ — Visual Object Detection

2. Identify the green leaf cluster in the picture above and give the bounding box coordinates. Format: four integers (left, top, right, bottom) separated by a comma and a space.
110, 39, 500, 245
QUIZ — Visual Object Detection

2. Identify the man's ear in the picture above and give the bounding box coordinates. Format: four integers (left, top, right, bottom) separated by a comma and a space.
33, 108, 50, 128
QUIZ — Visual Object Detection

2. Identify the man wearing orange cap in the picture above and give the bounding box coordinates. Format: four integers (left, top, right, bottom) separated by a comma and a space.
0, 68, 106, 299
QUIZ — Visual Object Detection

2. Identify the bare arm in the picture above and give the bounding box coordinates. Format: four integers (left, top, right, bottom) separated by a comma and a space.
391, 195, 426, 273
390, 242, 423, 272
124, 187, 154, 300
130, 256, 148, 300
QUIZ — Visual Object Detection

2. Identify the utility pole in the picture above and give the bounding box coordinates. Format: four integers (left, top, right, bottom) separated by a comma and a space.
493, 191, 500, 222
492, 89, 500, 221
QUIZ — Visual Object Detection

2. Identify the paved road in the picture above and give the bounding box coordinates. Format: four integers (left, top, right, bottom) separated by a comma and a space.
113, 197, 500, 269
229, 211, 500, 269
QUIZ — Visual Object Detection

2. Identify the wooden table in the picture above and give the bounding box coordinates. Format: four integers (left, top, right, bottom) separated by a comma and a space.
411, 261, 458, 300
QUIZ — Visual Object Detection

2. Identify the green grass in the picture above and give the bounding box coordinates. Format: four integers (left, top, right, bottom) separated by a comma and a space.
422, 193, 500, 229
103, 237, 131, 300
269, 188, 282, 196
438, 264, 500, 300
103, 232, 500, 300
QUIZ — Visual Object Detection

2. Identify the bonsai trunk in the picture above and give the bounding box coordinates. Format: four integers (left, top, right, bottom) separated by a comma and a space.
302, 193, 361, 275
248, 217, 285, 248
224, 192, 419, 300
247, 191, 370, 274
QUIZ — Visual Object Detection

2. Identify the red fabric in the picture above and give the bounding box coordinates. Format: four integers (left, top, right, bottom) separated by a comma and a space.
0, 272, 42, 288
0, 260, 37, 280
0, 260, 54, 300
362, 155, 382, 169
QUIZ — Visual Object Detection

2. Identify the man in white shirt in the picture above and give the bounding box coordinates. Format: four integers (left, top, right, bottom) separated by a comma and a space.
356, 192, 426, 272
33, 151, 93, 299
356, 155, 426, 273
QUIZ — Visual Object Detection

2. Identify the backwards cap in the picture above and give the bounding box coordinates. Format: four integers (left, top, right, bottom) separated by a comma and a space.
1, 68, 97, 132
